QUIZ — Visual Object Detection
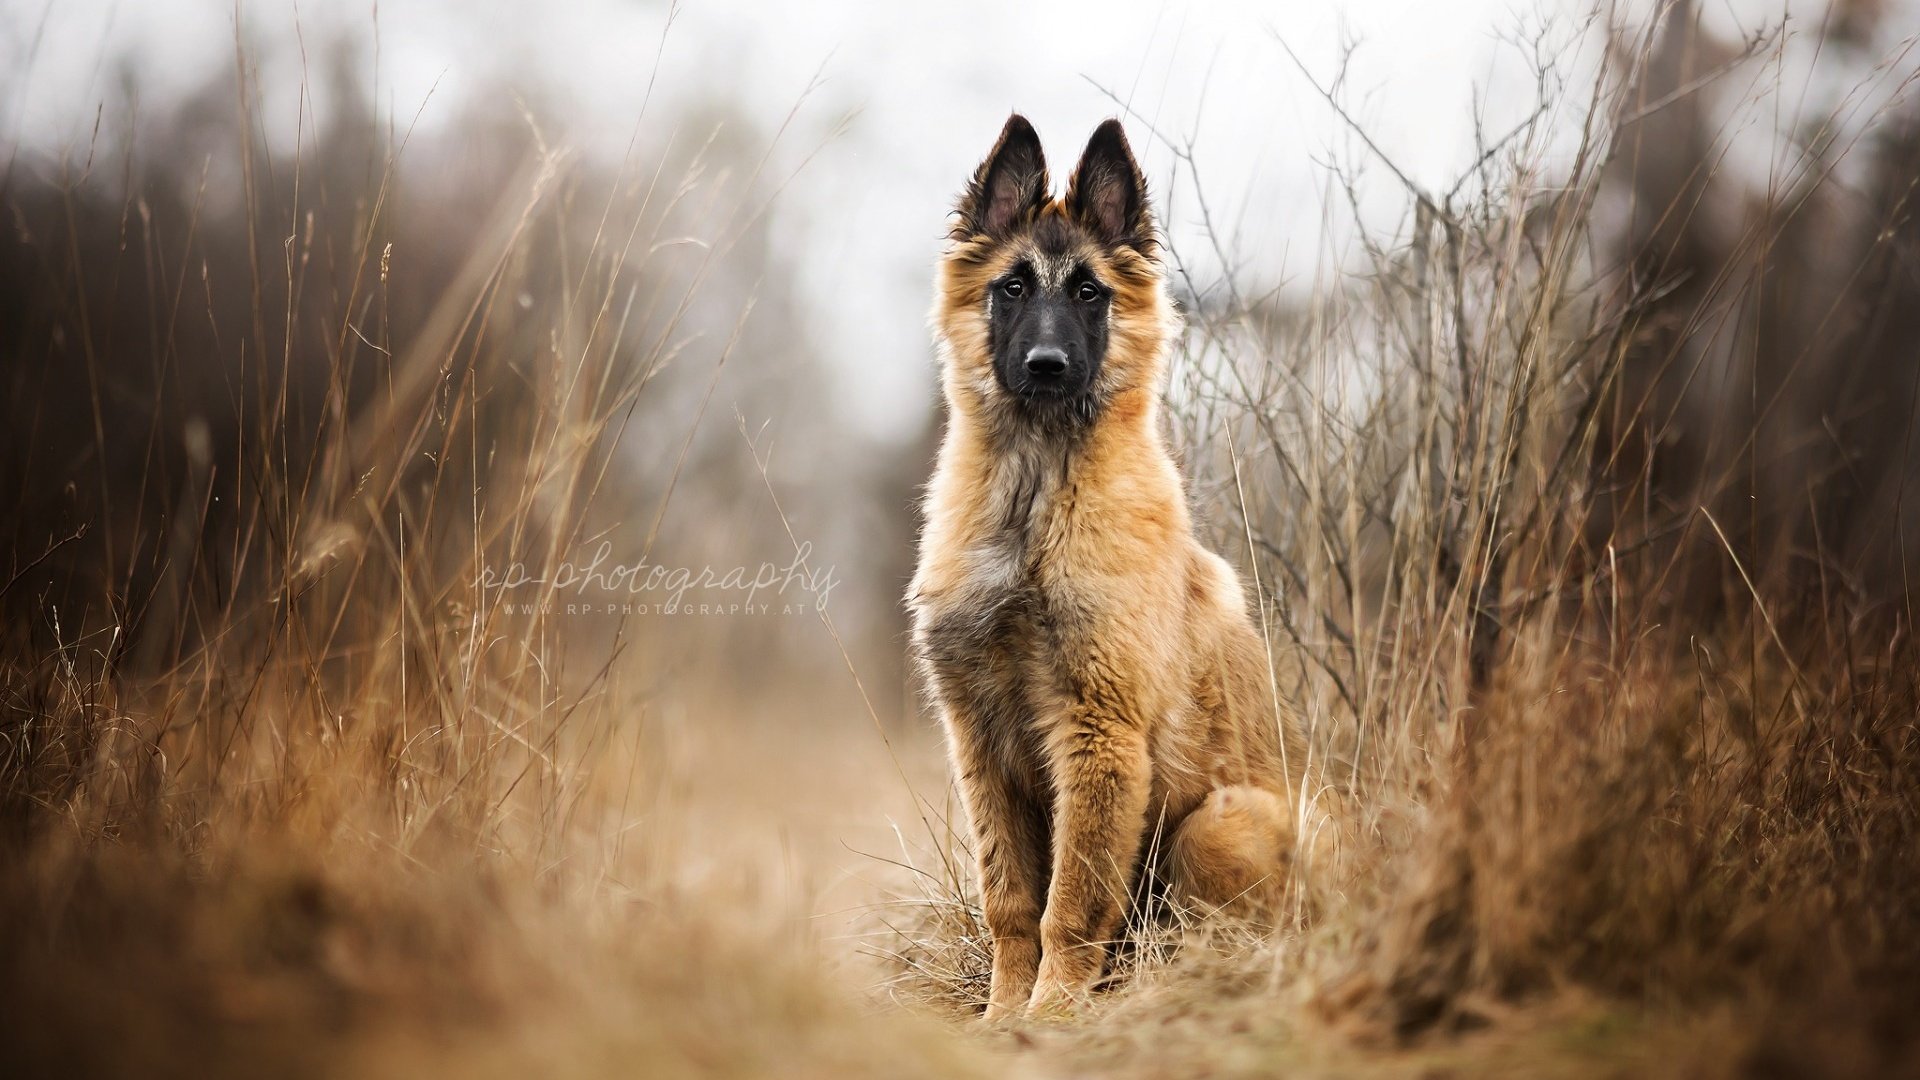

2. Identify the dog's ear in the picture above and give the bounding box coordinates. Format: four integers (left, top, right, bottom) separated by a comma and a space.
1066, 119, 1152, 252
957, 113, 1048, 239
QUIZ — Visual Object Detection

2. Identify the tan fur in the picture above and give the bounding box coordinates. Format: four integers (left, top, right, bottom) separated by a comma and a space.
909, 117, 1312, 1020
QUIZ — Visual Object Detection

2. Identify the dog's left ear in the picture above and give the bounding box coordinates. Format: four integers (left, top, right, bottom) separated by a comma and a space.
1067, 119, 1152, 252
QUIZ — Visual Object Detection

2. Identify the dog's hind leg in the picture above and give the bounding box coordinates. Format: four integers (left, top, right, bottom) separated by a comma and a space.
1163, 784, 1296, 918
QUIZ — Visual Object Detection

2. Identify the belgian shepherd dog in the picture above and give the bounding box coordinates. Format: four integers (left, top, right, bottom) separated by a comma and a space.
909, 114, 1312, 1019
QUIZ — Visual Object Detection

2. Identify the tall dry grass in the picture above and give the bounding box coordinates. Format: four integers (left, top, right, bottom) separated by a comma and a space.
0, 30, 973, 1080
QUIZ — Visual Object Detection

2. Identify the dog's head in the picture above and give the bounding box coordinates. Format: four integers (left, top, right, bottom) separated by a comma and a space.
934, 115, 1173, 434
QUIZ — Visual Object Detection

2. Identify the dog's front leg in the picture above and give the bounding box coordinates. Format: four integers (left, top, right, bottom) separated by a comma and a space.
944, 704, 1051, 1021
1028, 705, 1151, 1014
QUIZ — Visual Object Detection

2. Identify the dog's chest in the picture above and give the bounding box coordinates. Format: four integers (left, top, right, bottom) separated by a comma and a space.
916, 451, 1075, 719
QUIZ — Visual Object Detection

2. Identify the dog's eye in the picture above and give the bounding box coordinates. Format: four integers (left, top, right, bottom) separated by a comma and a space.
1001, 279, 1024, 299
1077, 281, 1102, 302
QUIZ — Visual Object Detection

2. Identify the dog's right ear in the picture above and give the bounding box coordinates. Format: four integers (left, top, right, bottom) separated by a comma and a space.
956, 114, 1048, 239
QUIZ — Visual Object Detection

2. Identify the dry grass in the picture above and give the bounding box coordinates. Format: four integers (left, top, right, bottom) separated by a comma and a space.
4, 4, 1920, 1078
0, 30, 982, 1079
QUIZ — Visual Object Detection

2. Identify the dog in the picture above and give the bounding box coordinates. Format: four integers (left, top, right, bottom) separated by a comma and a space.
909, 114, 1312, 1019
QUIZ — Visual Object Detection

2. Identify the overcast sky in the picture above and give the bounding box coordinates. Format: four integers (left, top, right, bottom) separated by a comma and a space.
5, 0, 1907, 444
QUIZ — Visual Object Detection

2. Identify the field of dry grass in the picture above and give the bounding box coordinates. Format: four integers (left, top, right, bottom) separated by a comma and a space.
4, 4, 1919, 1078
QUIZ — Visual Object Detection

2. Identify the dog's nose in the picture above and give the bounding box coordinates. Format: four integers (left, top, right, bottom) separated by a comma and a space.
1025, 347, 1068, 379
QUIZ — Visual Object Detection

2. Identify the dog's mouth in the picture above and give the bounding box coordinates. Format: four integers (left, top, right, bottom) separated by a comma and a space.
1004, 375, 1101, 414
1013, 378, 1078, 399
1001, 380, 1103, 431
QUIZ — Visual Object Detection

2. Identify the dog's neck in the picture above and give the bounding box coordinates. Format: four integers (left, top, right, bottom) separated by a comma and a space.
943, 383, 1171, 536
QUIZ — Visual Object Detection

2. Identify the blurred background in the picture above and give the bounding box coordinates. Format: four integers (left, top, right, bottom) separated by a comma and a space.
10, 0, 1915, 703
0, 0, 1613, 713
11, 0, 1904, 687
